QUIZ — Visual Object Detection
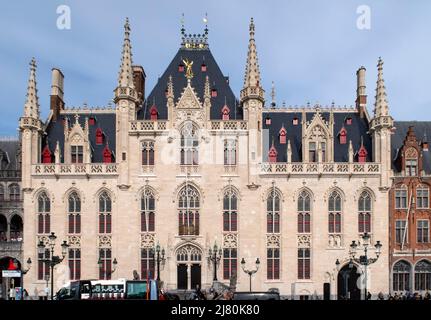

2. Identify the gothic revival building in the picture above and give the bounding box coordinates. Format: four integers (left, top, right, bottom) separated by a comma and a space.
20, 18, 394, 299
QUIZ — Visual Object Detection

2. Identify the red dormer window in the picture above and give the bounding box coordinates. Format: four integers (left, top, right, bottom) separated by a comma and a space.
103, 144, 112, 163
293, 118, 299, 125
265, 117, 271, 125
165, 88, 169, 97
201, 63, 207, 72
211, 88, 218, 98
358, 143, 368, 163
346, 117, 353, 125
279, 126, 287, 144
268, 143, 278, 163
178, 64, 185, 72
339, 127, 347, 145
150, 105, 158, 121
222, 104, 230, 121
95, 128, 103, 145
42, 145, 52, 164
89, 117, 95, 126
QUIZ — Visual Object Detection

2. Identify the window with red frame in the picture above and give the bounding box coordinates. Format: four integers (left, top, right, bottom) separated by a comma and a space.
89, 117, 95, 125
68, 248, 81, 280
141, 248, 155, 280
328, 191, 342, 233
150, 106, 158, 121
268, 145, 278, 163
293, 118, 299, 125
222, 105, 230, 121
42, 145, 52, 163
297, 191, 311, 233
223, 248, 237, 280
37, 192, 50, 234
298, 248, 311, 279
99, 192, 112, 234
339, 128, 347, 145
201, 63, 207, 72
211, 88, 218, 97
346, 117, 352, 125
265, 117, 271, 125
99, 248, 112, 280
267, 248, 280, 280
38, 249, 50, 280
103, 145, 112, 163
223, 188, 238, 232
267, 189, 280, 233
68, 192, 81, 234
178, 64, 184, 72
358, 191, 371, 233
279, 127, 287, 144
95, 128, 103, 145
141, 187, 155, 232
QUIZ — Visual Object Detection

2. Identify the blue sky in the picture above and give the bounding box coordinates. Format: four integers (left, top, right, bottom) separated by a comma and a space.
1, 0, 430, 136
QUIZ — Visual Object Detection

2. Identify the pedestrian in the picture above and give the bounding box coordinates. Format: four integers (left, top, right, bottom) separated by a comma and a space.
367, 291, 372, 300
9, 287, 15, 301
378, 292, 384, 300
22, 289, 29, 300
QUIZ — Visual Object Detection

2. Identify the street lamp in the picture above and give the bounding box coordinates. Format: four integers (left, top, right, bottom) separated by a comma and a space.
241, 258, 260, 292
345, 232, 382, 300
208, 243, 222, 282
37, 232, 69, 300
98, 257, 118, 279
151, 242, 166, 282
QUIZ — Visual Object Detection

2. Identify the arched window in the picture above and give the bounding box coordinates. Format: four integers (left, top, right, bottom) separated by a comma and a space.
8, 184, 20, 201
358, 191, 371, 233
267, 189, 280, 234
0, 184, 4, 201
0, 214, 7, 241
223, 187, 238, 232
414, 260, 431, 291
10, 215, 23, 241
141, 248, 155, 279
393, 260, 411, 292
405, 147, 418, 176
328, 191, 342, 234
180, 122, 199, 165
68, 192, 81, 234
178, 185, 200, 236
99, 192, 112, 234
141, 188, 155, 232
417, 185, 429, 209
37, 192, 50, 234
395, 185, 408, 209
298, 191, 311, 233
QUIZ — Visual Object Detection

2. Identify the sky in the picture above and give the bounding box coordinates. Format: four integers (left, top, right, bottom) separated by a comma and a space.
0, 0, 430, 136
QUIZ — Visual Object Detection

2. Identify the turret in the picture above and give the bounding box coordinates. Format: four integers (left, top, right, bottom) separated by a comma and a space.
50, 68, 65, 121
356, 66, 367, 119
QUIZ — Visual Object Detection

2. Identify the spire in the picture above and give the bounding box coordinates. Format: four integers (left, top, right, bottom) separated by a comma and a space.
374, 57, 389, 117
23, 58, 40, 119
118, 18, 135, 89
243, 18, 261, 89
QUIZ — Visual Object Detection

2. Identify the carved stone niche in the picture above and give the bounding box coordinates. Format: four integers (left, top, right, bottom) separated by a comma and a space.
328, 234, 342, 248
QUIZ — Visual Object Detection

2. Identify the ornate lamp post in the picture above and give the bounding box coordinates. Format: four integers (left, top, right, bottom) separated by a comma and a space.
241, 258, 260, 292
97, 257, 118, 279
337, 232, 382, 300
21, 258, 32, 274
37, 232, 69, 300
208, 243, 222, 282
151, 242, 165, 282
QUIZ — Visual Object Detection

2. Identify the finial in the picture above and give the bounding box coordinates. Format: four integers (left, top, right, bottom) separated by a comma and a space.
124, 17, 130, 39
249, 17, 255, 38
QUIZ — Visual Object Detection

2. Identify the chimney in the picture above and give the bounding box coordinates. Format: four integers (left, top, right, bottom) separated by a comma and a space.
422, 133, 429, 151
133, 65, 146, 105
50, 68, 65, 121
356, 66, 367, 119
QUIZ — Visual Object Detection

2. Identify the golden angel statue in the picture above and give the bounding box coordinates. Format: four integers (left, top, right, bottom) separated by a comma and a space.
182, 59, 194, 80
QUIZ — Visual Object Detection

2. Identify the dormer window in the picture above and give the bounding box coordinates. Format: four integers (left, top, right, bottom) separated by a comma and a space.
71, 146, 83, 164
279, 126, 287, 144
201, 63, 207, 72
211, 88, 218, 98
221, 104, 230, 121
293, 118, 299, 125
89, 117, 96, 126
346, 117, 353, 125
404, 147, 418, 176
178, 63, 185, 72
358, 144, 368, 163
42, 145, 52, 164
103, 144, 112, 163
339, 127, 347, 145
265, 117, 271, 125
268, 143, 278, 163
95, 128, 103, 145
150, 105, 158, 121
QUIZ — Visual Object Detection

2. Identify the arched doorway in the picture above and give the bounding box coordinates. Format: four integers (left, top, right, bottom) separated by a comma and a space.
176, 244, 202, 290
0, 257, 22, 299
337, 264, 361, 300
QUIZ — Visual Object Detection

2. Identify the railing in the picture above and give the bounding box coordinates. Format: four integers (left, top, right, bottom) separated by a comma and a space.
179, 165, 200, 174
0, 170, 21, 179
259, 162, 381, 175
0, 241, 23, 253
130, 121, 167, 132
32, 163, 119, 176
210, 121, 248, 130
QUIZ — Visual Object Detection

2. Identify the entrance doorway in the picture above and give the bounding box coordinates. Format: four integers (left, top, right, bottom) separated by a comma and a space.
176, 244, 202, 290
0, 257, 22, 300
337, 264, 361, 300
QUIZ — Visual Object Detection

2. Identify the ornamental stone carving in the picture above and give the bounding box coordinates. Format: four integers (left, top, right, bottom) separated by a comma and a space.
141, 233, 155, 248
328, 234, 342, 248
297, 234, 311, 248
223, 233, 238, 248
98, 235, 112, 248
68, 235, 81, 247
267, 234, 280, 248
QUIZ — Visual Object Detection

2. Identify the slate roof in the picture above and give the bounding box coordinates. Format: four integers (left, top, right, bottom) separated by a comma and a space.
0, 140, 20, 170
262, 110, 372, 162
43, 113, 116, 163
392, 121, 431, 173
138, 48, 241, 120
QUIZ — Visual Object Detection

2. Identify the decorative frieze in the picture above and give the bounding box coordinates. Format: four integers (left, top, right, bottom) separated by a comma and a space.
267, 234, 280, 248
141, 233, 155, 248
68, 235, 81, 247
98, 235, 112, 248
297, 234, 311, 248
223, 233, 238, 249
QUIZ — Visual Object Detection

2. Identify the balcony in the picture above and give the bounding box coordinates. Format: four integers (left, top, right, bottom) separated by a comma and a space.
32, 163, 119, 177
210, 121, 248, 131
130, 120, 167, 133
259, 162, 381, 176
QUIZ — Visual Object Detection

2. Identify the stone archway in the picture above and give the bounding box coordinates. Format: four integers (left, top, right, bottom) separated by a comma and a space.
0, 257, 22, 300
337, 264, 361, 300
176, 244, 202, 291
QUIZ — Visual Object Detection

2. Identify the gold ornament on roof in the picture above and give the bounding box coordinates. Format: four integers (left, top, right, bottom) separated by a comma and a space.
182, 59, 194, 80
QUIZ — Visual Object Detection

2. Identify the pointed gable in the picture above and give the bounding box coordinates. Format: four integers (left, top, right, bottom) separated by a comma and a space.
42, 144, 52, 163
268, 140, 278, 163
279, 124, 287, 144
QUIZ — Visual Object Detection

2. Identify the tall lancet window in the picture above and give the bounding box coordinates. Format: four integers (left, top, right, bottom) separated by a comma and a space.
37, 192, 51, 234
178, 185, 200, 236
328, 191, 342, 234
223, 187, 238, 232
99, 192, 112, 234
180, 122, 199, 165
358, 191, 372, 233
141, 187, 155, 232
267, 187, 280, 234
297, 191, 311, 233
68, 192, 81, 234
